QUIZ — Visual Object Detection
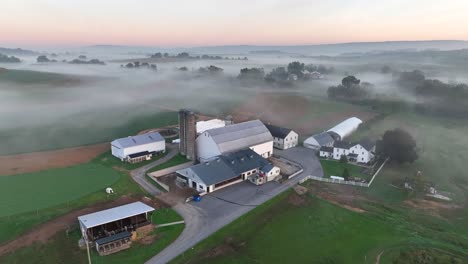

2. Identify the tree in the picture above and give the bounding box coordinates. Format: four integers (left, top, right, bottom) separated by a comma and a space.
78, 55, 87, 59
178, 66, 188, 71
0, 53, 21, 63
151, 52, 162, 58
381, 65, 392, 74
37, 55, 50, 63
339, 155, 348, 163
176, 52, 190, 58
287, 61, 305, 78
342, 76, 360, 88
379, 128, 418, 163
265, 67, 289, 83
238, 68, 265, 80
342, 168, 350, 180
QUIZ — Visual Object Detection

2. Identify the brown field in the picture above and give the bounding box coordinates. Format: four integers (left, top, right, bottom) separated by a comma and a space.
0, 143, 109, 176
231, 93, 378, 136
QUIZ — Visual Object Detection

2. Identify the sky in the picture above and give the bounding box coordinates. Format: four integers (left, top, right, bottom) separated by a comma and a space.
1, 0, 468, 47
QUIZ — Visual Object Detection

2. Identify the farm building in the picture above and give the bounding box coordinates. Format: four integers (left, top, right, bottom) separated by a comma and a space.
111, 132, 165, 163
176, 149, 280, 193
78, 202, 155, 256
196, 119, 274, 162
320, 139, 376, 164
265, 124, 298, 150
327, 117, 363, 141
303, 132, 334, 150
196, 119, 226, 134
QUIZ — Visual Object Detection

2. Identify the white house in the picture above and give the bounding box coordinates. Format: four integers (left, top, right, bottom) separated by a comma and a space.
111, 132, 165, 163
177, 149, 279, 193
319, 146, 333, 158
265, 124, 298, 150
196, 120, 273, 162
332, 141, 353, 160
304, 132, 334, 151
327, 117, 363, 141
348, 139, 376, 163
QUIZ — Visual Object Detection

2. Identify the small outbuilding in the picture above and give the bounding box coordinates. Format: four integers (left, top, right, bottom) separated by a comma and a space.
111, 132, 165, 163
265, 124, 298, 150
304, 132, 334, 150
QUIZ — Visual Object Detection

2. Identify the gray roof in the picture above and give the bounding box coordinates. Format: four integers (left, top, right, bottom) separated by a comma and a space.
95, 231, 131, 245
179, 149, 269, 186
205, 120, 273, 154
320, 146, 334, 153
78, 202, 155, 229
313, 132, 334, 146
357, 139, 375, 151
265, 124, 293, 139
333, 141, 354, 149
111, 132, 164, 149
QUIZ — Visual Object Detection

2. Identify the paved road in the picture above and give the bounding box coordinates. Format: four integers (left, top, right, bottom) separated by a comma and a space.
130, 144, 178, 196
146, 146, 323, 264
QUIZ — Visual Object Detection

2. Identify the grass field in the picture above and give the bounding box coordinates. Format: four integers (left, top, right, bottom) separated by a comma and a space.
0, 68, 83, 86
0, 209, 184, 264
320, 159, 371, 180
0, 153, 146, 244
148, 154, 190, 173
0, 110, 178, 155
171, 191, 468, 264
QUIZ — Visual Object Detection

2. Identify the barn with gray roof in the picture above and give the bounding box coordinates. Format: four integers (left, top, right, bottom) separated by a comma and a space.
111, 131, 165, 163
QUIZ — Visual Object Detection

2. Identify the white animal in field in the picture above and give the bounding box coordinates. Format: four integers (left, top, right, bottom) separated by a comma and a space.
106, 187, 114, 194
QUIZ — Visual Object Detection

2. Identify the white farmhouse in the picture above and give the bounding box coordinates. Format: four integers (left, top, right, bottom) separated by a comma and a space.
332, 141, 353, 160
196, 120, 273, 162
319, 146, 334, 158
111, 132, 165, 163
348, 139, 376, 163
265, 124, 298, 150
327, 117, 363, 141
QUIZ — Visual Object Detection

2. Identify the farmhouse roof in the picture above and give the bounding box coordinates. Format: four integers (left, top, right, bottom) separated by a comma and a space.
334, 141, 354, 149
204, 120, 273, 154
78, 202, 155, 229
265, 124, 293, 139
320, 146, 334, 153
178, 149, 269, 186
111, 132, 164, 149
357, 139, 375, 151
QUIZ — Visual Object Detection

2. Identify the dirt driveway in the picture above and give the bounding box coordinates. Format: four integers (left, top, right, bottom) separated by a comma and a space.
0, 143, 108, 176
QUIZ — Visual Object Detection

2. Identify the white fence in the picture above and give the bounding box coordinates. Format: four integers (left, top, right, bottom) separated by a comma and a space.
300, 158, 389, 188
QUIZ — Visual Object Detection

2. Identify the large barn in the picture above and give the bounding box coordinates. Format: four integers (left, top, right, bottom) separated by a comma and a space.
111, 132, 165, 163
176, 149, 279, 193
196, 119, 274, 162
78, 202, 155, 256
327, 117, 363, 141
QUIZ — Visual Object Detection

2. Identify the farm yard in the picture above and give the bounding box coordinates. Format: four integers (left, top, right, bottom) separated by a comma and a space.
319, 159, 372, 181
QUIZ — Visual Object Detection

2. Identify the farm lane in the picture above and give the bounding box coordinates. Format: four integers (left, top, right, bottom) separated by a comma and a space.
146, 147, 323, 264
130, 144, 178, 196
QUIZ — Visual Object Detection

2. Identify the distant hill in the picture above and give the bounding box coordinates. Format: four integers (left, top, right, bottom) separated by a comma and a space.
85, 40, 468, 56
0, 47, 37, 56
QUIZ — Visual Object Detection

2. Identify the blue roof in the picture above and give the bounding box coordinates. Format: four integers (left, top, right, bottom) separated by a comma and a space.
111, 132, 164, 148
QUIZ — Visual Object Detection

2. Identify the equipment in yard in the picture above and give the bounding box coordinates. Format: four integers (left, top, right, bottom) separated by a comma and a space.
192, 195, 202, 202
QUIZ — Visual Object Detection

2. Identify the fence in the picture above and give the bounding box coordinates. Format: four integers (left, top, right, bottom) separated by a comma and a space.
299, 158, 389, 188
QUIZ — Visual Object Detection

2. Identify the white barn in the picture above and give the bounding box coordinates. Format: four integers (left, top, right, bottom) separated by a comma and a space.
196, 120, 273, 162
327, 117, 363, 141
265, 124, 298, 150
111, 132, 165, 163
196, 119, 226, 134
304, 132, 335, 150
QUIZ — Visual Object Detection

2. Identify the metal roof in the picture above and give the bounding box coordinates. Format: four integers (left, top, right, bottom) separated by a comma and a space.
205, 120, 273, 154
196, 119, 226, 134
320, 146, 334, 153
111, 132, 164, 149
265, 124, 292, 139
334, 141, 354, 149
327, 117, 363, 140
304, 132, 334, 147
78, 202, 155, 229
177, 149, 270, 186
357, 139, 375, 151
